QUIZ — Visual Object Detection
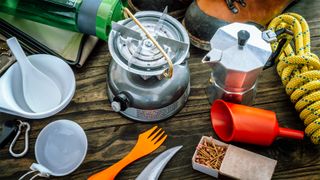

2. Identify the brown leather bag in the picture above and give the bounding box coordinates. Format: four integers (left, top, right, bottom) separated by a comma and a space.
128, 0, 193, 19
184, 0, 296, 50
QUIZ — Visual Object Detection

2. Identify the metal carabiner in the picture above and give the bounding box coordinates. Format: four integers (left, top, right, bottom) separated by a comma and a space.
9, 120, 30, 158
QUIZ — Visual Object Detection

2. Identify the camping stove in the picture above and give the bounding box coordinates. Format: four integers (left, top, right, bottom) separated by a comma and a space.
107, 10, 190, 122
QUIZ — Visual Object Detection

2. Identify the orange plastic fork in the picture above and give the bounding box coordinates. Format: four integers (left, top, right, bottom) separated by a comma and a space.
88, 126, 167, 180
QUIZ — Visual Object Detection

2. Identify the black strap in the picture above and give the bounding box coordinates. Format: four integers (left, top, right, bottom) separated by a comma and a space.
0, 120, 17, 149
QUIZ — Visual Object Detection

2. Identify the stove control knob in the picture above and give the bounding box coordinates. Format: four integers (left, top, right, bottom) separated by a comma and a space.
111, 101, 121, 112
111, 93, 129, 112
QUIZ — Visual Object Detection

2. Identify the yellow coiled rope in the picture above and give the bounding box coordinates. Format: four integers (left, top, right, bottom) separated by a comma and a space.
268, 13, 320, 144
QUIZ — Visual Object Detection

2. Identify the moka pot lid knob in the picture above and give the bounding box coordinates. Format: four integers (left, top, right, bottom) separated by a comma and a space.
237, 30, 250, 47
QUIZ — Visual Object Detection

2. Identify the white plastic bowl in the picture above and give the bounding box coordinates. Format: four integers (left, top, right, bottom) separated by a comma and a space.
0, 54, 75, 119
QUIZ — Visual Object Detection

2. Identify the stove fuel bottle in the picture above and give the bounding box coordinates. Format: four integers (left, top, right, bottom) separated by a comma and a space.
0, 0, 124, 40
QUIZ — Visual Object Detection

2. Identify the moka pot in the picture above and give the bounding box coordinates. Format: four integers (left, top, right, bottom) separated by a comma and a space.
203, 23, 272, 105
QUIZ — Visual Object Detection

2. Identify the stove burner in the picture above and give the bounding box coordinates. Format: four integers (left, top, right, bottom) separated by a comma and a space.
109, 11, 189, 77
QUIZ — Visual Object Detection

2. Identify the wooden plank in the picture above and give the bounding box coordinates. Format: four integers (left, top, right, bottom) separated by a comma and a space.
1, 0, 320, 179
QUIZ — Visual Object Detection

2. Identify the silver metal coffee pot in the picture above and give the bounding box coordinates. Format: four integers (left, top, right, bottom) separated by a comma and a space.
203, 23, 272, 105
107, 10, 190, 122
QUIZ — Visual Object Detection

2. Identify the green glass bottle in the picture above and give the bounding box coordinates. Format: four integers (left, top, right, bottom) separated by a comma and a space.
0, 0, 124, 40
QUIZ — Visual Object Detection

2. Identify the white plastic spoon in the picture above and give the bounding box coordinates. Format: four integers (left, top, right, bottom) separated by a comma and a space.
6, 37, 62, 113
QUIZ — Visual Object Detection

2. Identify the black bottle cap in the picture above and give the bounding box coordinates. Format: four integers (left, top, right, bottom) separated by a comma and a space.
238, 30, 250, 46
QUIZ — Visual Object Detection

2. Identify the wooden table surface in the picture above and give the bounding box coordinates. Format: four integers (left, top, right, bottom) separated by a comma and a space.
1, 0, 320, 179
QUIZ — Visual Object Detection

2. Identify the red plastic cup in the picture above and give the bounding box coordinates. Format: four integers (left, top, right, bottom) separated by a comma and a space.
211, 100, 304, 146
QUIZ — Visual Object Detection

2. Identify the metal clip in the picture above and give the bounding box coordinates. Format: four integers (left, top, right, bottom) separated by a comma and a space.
225, 0, 246, 14
262, 30, 278, 43
9, 120, 30, 158
263, 28, 294, 69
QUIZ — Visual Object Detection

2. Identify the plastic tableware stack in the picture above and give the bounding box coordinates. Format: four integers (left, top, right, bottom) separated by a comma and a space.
0, 38, 76, 119
19, 120, 88, 179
